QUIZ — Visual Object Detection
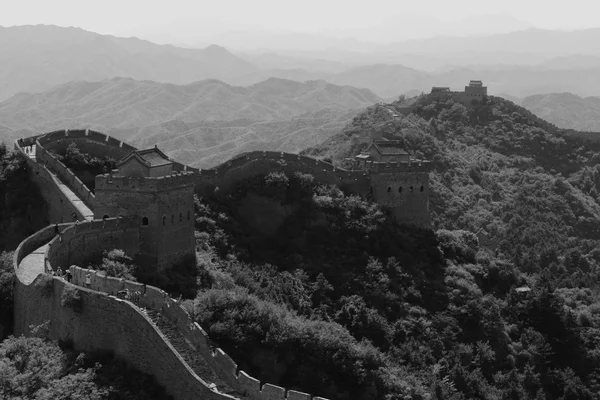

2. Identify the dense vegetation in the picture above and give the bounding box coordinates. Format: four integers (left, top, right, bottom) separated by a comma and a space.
0, 332, 172, 400
0, 145, 175, 399
53, 142, 116, 191
297, 94, 600, 398
0, 143, 47, 252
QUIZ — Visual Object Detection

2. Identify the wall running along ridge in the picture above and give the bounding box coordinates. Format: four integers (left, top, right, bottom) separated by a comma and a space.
13, 218, 331, 400
14, 128, 432, 400
15, 138, 88, 223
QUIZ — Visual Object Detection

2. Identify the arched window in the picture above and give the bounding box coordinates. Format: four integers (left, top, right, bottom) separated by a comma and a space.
103, 214, 109, 220
142, 217, 149, 226
187, 210, 191, 220
410, 186, 414, 192
387, 186, 391, 193
171, 215, 175, 224
179, 213, 183, 222
420, 185, 424, 192
370, 186, 373, 194
398, 186, 403, 193
162, 216, 166, 226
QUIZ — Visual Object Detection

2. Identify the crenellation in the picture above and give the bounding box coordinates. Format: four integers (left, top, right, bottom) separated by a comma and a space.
238, 371, 261, 397
16, 128, 428, 400
214, 348, 238, 377
261, 384, 286, 400
286, 391, 311, 400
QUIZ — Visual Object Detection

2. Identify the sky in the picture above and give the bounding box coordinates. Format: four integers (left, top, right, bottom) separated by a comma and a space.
2, 0, 600, 45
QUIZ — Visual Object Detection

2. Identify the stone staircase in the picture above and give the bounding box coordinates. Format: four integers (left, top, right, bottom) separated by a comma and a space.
140, 308, 246, 399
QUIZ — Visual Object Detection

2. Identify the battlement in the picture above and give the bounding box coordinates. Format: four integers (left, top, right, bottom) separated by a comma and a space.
96, 171, 196, 192
364, 160, 434, 173
37, 128, 137, 153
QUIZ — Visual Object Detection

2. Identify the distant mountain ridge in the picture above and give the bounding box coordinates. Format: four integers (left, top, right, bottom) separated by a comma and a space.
0, 24, 257, 101
521, 92, 600, 132
0, 77, 381, 167
7, 25, 600, 102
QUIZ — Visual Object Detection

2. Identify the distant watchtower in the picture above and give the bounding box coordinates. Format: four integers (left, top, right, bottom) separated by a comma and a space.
461, 80, 487, 104
94, 146, 195, 274
355, 139, 433, 228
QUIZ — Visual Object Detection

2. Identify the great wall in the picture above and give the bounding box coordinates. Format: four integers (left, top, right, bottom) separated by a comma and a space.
12, 128, 433, 400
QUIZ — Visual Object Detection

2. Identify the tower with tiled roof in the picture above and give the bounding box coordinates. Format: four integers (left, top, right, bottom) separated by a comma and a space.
355, 139, 432, 228
93, 145, 195, 276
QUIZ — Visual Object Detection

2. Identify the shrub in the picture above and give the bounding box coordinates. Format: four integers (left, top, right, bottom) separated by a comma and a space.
61, 286, 82, 311
94, 249, 136, 281
0, 251, 15, 312
35, 273, 55, 297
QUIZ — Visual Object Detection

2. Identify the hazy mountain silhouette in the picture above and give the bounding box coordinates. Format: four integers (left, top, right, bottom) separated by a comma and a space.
0, 77, 381, 167
6, 25, 600, 107
521, 92, 600, 131
0, 24, 258, 101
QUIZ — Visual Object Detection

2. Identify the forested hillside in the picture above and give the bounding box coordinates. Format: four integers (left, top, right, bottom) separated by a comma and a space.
216, 94, 600, 399
522, 92, 600, 132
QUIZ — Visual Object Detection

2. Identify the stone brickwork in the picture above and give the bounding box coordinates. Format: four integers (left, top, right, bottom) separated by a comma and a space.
13, 127, 434, 400
14, 139, 88, 223
34, 141, 96, 209
45, 217, 140, 273
68, 262, 329, 400
94, 172, 196, 273
193, 151, 432, 228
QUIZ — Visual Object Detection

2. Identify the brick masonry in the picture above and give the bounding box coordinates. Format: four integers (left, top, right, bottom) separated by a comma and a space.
12, 128, 435, 400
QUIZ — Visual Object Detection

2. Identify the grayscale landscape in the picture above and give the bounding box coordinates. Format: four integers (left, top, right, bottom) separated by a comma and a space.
3, 2, 600, 400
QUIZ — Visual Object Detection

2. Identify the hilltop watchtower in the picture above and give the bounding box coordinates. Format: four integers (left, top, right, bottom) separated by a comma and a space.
94, 146, 196, 274
355, 140, 433, 227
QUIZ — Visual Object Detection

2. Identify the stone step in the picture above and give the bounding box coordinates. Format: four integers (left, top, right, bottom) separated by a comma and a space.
140, 308, 244, 398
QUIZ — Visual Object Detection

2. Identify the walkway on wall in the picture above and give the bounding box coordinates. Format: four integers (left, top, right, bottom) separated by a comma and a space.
24, 144, 94, 221
17, 244, 49, 285
16, 243, 245, 399
141, 308, 245, 399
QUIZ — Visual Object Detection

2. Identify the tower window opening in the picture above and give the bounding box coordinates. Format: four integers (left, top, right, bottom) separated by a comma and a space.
103, 215, 109, 220
387, 186, 391, 193
162, 216, 166, 226
179, 213, 183, 222
142, 217, 149, 226
410, 186, 414, 192
420, 185, 424, 192
187, 210, 191, 220
171, 215, 175, 224
398, 186, 403, 193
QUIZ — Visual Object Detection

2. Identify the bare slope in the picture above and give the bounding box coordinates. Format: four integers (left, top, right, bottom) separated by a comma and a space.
0, 77, 381, 167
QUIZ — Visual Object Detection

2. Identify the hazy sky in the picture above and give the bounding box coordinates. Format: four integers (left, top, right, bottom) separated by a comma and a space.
2, 0, 599, 43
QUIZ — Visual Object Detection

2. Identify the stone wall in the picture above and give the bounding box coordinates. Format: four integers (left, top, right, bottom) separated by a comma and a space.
35, 141, 96, 209
371, 171, 431, 227
193, 151, 431, 227
37, 129, 136, 159
194, 151, 372, 198
14, 139, 88, 223
45, 217, 140, 272
14, 218, 331, 400
68, 263, 331, 400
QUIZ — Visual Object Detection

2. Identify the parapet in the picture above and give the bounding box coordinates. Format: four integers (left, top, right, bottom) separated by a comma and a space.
364, 160, 434, 173
37, 128, 137, 153
96, 171, 196, 192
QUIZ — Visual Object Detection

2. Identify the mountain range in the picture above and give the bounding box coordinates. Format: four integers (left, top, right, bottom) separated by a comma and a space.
521, 92, 600, 132
0, 77, 381, 168
8, 25, 600, 103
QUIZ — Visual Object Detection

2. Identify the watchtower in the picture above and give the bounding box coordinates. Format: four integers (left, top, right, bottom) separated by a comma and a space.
93, 146, 196, 274
355, 140, 433, 228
